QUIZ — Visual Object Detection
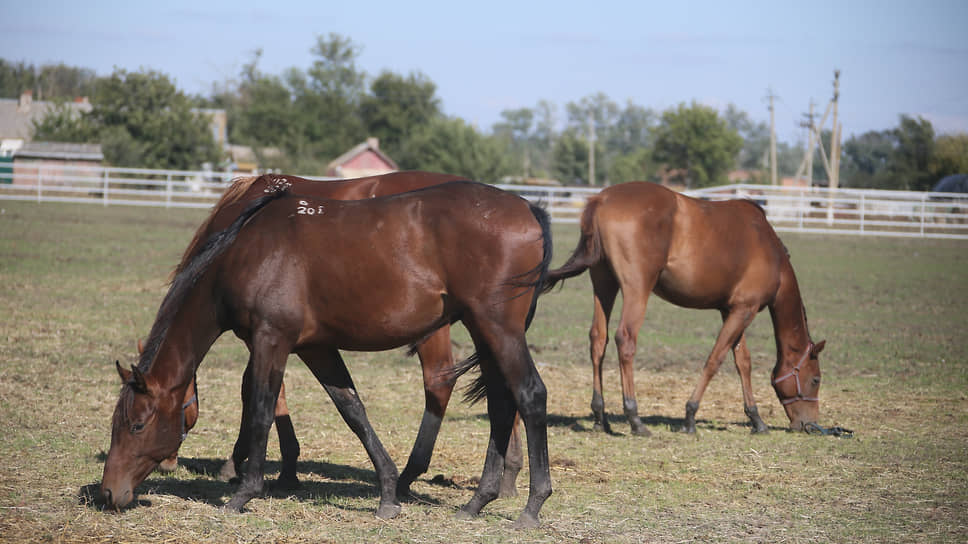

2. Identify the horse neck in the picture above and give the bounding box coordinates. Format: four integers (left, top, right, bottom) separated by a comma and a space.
142, 279, 222, 392
768, 260, 812, 367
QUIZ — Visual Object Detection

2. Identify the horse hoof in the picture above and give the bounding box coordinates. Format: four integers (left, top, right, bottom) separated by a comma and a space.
631, 425, 652, 437
512, 513, 540, 529
498, 486, 518, 499
751, 425, 770, 435
218, 461, 237, 483
223, 499, 246, 513
374, 502, 401, 520
274, 477, 300, 491
679, 425, 696, 434
455, 508, 477, 521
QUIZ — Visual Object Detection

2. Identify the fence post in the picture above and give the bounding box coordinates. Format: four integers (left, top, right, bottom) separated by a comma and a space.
36, 166, 42, 202
103, 167, 109, 206
166, 172, 172, 208
920, 193, 927, 237
860, 193, 865, 233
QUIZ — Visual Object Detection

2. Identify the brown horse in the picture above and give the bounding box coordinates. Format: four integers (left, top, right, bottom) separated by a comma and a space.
543, 182, 824, 434
101, 181, 553, 527
157, 171, 521, 498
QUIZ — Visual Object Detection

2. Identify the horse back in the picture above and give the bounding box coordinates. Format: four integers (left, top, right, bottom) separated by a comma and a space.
590, 182, 786, 309
213, 182, 544, 351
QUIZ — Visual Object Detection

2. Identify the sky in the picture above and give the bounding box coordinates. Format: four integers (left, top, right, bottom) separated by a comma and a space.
3, 0, 967, 145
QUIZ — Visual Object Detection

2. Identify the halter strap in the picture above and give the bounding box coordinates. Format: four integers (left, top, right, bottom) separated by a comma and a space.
179, 377, 198, 442
772, 342, 818, 405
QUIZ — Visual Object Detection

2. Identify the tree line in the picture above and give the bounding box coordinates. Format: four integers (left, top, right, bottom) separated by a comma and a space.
3, 36, 965, 189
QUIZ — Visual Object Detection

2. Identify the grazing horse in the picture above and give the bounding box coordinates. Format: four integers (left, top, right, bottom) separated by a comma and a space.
543, 182, 824, 434
158, 171, 521, 498
101, 181, 553, 528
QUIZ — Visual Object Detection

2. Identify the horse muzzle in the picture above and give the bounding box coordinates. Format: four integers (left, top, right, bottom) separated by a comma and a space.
100, 482, 133, 510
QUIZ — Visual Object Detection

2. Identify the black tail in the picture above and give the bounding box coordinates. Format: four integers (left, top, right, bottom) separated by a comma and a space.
451, 202, 555, 405
541, 195, 604, 294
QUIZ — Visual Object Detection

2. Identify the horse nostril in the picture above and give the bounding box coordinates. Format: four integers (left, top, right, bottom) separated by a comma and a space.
102, 488, 112, 506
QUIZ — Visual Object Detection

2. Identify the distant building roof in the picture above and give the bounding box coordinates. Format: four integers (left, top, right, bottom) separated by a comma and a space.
0, 91, 92, 141
933, 174, 968, 193
15, 141, 103, 161
326, 137, 398, 178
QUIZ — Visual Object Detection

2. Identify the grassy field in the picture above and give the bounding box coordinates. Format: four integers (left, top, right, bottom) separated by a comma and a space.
0, 199, 965, 543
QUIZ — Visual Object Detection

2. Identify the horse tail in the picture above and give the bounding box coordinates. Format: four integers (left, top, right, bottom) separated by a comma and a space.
541, 194, 605, 293
524, 202, 553, 331
452, 201, 554, 405
168, 175, 262, 282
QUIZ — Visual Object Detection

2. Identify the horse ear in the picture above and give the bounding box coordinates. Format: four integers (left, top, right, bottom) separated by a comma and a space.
811, 340, 826, 357
137, 339, 144, 355
116, 360, 131, 383
129, 365, 148, 393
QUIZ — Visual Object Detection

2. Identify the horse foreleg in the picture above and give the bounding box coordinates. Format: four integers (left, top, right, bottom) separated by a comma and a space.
301, 348, 401, 520
498, 414, 523, 498
397, 327, 453, 497
732, 333, 769, 433
225, 332, 288, 512
683, 308, 755, 434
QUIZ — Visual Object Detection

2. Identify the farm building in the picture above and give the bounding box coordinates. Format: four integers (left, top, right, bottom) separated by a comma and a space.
326, 137, 397, 178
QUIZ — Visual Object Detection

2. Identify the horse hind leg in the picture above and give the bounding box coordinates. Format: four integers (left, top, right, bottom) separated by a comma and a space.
397, 327, 454, 497
682, 308, 756, 434
613, 283, 655, 437
588, 264, 619, 433
732, 333, 769, 433
272, 381, 301, 488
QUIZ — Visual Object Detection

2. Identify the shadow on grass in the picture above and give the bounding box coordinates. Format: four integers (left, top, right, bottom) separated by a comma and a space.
449, 410, 751, 435
78, 456, 446, 514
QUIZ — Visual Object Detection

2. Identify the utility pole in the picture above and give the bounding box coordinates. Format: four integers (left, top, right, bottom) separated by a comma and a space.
798, 100, 816, 185
587, 113, 596, 186
827, 70, 841, 224
766, 89, 778, 186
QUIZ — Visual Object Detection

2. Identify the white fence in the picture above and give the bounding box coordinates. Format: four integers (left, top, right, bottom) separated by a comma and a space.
2, 163, 967, 239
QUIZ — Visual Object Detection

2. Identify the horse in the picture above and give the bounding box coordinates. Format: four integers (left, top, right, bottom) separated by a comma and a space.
543, 181, 824, 435
156, 171, 522, 498
101, 181, 554, 528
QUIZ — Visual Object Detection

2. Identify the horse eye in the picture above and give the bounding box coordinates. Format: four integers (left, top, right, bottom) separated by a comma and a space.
811, 376, 821, 386
130, 423, 145, 433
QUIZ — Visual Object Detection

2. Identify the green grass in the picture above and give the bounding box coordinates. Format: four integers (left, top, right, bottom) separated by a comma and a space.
0, 200, 966, 543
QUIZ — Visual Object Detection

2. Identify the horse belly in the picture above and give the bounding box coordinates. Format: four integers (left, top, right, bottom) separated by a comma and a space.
298, 283, 448, 352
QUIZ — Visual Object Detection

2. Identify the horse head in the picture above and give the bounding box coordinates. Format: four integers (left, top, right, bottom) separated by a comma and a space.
772, 340, 825, 431
100, 361, 192, 510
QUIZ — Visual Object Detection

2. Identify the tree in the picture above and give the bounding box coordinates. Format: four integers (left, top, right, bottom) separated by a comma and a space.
83, 69, 220, 169
930, 133, 968, 180
652, 102, 743, 188
291, 33, 367, 163
841, 130, 894, 188
551, 130, 605, 185
0, 59, 97, 100
360, 70, 441, 159
398, 117, 512, 182
890, 115, 935, 190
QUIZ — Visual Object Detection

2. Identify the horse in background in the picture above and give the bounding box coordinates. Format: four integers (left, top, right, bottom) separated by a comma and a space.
101, 181, 553, 527
543, 181, 824, 435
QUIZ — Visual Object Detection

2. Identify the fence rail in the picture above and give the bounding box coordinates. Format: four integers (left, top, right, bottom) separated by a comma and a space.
2, 163, 966, 239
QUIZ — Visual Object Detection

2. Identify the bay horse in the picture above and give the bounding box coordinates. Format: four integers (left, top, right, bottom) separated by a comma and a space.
543, 182, 824, 435
101, 181, 553, 527
158, 171, 521, 498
